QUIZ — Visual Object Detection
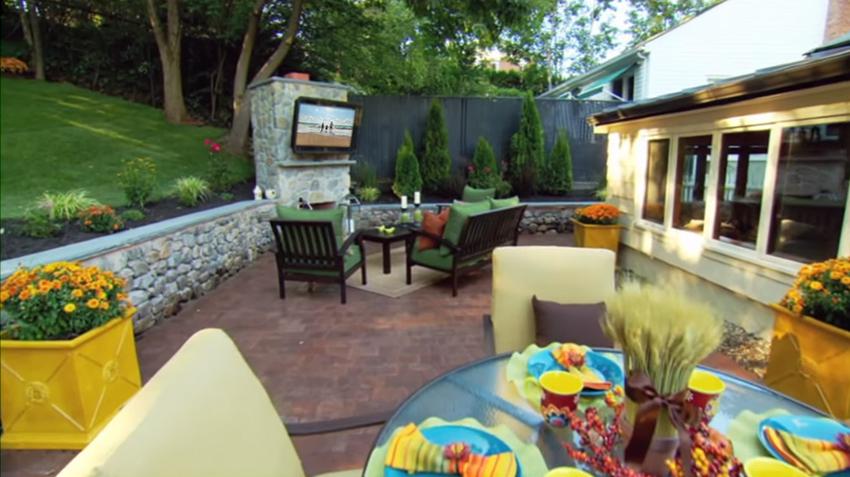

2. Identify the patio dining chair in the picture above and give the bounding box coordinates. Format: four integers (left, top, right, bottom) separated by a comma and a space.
270, 219, 366, 304
57, 329, 363, 477
485, 246, 616, 354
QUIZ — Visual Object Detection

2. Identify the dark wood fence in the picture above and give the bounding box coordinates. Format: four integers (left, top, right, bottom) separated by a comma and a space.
348, 95, 615, 187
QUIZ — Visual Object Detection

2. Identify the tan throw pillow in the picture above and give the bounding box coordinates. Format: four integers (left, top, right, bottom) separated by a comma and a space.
532, 295, 612, 348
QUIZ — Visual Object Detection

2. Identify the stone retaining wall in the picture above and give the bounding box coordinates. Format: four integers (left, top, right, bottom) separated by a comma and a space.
355, 203, 583, 235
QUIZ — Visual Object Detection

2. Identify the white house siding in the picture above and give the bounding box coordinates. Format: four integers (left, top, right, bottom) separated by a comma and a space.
598, 82, 850, 335
643, 0, 829, 99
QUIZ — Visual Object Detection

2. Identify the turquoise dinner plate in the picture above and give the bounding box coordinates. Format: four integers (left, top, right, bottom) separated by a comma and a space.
758, 415, 850, 477
384, 425, 523, 477
527, 348, 624, 397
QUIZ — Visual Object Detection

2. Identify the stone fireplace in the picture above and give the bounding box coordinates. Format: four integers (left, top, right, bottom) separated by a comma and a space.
249, 77, 354, 206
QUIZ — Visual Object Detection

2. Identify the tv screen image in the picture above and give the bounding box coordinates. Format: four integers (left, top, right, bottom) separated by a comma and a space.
292, 98, 361, 153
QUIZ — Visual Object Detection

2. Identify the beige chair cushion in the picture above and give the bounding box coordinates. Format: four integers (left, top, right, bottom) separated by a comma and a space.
491, 246, 616, 353
58, 329, 306, 477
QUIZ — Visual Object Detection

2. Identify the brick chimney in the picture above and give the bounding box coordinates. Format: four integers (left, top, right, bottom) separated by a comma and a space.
824, 0, 850, 42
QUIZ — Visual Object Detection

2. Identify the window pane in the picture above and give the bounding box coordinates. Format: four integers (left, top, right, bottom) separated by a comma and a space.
713, 131, 770, 248
674, 136, 712, 232
643, 139, 670, 224
768, 122, 850, 262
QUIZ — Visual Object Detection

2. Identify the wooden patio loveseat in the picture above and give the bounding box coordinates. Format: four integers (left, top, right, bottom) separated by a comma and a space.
406, 204, 527, 296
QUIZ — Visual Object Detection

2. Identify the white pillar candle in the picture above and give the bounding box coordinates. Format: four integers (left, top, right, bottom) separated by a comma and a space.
401, 195, 408, 209
414, 191, 421, 205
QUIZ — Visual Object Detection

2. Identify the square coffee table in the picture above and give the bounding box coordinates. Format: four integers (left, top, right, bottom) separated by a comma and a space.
359, 227, 414, 274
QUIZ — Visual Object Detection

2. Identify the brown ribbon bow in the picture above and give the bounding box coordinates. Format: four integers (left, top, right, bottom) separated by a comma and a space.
623, 372, 690, 467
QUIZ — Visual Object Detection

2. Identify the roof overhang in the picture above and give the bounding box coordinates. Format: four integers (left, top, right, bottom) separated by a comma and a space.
540, 50, 643, 99
589, 50, 850, 127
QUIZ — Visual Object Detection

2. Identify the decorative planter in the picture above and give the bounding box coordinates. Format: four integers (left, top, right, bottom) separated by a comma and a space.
0, 315, 142, 449
764, 304, 850, 419
571, 219, 621, 253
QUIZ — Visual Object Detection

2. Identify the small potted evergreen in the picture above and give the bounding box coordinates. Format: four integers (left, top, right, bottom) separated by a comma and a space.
765, 257, 850, 419
571, 203, 621, 253
0, 261, 141, 449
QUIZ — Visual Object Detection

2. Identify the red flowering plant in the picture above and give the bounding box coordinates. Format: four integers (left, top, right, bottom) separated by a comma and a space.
203, 138, 233, 192
79, 205, 124, 233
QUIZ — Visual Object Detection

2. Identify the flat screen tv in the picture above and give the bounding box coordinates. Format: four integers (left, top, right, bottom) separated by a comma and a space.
291, 97, 362, 154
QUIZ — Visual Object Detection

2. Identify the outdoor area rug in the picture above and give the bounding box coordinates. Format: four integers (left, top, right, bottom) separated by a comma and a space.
347, 247, 447, 298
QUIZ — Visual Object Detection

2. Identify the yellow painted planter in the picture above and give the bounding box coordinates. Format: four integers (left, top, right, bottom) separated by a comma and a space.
0, 316, 141, 449
571, 219, 620, 254
764, 304, 850, 419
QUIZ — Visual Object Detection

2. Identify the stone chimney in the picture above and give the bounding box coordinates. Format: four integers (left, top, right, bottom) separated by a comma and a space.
824, 0, 850, 42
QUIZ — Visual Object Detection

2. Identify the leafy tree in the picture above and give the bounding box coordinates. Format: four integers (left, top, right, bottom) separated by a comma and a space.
469, 137, 510, 197
508, 93, 544, 195
626, 0, 720, 45
542, 130, 573, 195
392, 130, 422, 198
12, 0, 45, 80
420, 99, 451, 192
145, 0, 188, 123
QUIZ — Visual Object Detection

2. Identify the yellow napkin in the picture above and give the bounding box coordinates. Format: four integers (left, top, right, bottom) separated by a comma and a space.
762, 426, 850, 475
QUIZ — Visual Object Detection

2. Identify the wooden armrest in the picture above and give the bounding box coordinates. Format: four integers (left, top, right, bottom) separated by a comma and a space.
411, 229, 460, 253
339, 230, 362, 253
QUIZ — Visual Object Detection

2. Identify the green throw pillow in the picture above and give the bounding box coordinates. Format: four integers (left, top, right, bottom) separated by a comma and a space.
440, 200, 491, 256
276, 205, 344, 245
489, 196, 520, 209
462, 185, 496, 203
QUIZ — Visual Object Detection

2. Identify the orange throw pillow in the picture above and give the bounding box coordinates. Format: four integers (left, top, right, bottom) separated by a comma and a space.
418, 209, 450, 251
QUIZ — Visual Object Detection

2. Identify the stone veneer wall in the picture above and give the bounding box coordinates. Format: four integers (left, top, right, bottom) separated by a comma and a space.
356, 203, 584, 235
250, 77, 354, 206
0, 202, 276, 333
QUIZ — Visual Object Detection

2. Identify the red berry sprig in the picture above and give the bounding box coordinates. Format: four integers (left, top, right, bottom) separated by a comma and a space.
665, 417, 743, 477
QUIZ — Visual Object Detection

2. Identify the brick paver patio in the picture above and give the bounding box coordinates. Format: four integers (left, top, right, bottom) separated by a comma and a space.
0, 234, 758, 476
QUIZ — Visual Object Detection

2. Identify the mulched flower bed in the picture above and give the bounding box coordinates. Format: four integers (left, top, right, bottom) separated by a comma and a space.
719, 321, 771, 378
366, 189, 599, 205
0, 181, 254, 260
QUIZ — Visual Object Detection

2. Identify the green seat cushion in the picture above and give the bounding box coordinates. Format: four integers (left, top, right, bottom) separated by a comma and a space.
296, 246, 362, 277
276, 205, 344, 245
489, 196, 520, 209
440, 201, 491, 256
462, 186, 496, 203
412, 241, 490, 270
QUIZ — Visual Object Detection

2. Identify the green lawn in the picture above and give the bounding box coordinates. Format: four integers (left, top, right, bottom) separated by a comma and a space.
0, 78, 253, 218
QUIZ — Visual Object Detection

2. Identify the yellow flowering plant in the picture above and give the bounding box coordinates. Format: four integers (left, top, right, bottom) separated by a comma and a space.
0, 261, 134, 340
574, 203, 620, 225
780, 257, 850, 332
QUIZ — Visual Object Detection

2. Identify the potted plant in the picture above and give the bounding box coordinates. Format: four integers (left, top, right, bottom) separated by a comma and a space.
764, 257, 850, 419
0, 261, 141, 449
571, 203, 621, 253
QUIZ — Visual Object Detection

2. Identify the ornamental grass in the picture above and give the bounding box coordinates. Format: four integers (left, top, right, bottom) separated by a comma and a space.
575, 203, 620, 225
781, 257, 850, 332
0, 261, 134, 340
602, 282, 722, 394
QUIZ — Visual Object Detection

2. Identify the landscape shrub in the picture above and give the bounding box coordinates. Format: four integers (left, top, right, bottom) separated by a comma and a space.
219, 192, 235, 201
0, 261, 133, 340
174, 176, 211, 207
118, 157, 157, 209
420, 99, 452, 193
356, 186, 381, 203
392, 130, 422, 198
541, 130, 573, 195
439, 168, 468, 198
120, 209, 145, 222
204, 139, 234, 192
468, 137, 511, 197
0, 57, 29, 74
508, 92, 545, 196
37, 190, 98, 221
79, 205, 124, 233
351, 162, 379, 189
22, 208, 61, 238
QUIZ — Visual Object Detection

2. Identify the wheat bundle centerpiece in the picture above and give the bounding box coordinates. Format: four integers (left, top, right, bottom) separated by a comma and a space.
602, 282, 723, 475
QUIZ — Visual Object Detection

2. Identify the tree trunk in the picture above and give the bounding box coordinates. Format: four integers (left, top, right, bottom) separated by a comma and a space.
225, 0, 303, 154
146, 0, 188, 124
29, 3, 45, 80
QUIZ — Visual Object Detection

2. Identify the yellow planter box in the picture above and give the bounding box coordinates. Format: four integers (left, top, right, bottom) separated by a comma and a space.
764, 304, 850, 419
0, 316, 142, 449
571, 219, 620, 254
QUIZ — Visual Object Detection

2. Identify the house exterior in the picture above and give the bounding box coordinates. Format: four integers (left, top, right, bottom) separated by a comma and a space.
588, 43, 850, 335
541, 0, 834, 102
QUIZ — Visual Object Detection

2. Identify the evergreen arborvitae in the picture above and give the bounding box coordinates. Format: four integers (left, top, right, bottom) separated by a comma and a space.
420, 99, 452, 193
469, 137, 510, 197
507, 92, 545, 195
543, 130, 574, 195
392, 130, 423, 197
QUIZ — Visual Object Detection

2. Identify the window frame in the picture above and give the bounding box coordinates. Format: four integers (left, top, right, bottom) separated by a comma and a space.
636, 135, 672, 232
672, 134, 713, 233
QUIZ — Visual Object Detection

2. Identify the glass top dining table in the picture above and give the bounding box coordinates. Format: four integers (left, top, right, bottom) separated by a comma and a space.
366, 349, 825, 472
